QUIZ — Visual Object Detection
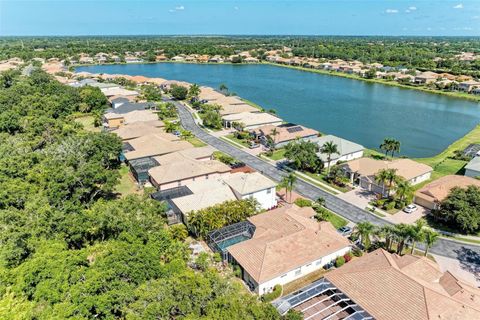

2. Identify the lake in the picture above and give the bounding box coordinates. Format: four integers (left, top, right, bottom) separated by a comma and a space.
77, 63, 480, 158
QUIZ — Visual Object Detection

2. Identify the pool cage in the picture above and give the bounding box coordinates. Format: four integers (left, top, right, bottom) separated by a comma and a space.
207, 221, 256, 260
128, 157, 159, 184
151, 186, 194, 225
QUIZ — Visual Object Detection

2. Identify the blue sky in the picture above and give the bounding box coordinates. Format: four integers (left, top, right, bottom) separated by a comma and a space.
1, 0, 479, 36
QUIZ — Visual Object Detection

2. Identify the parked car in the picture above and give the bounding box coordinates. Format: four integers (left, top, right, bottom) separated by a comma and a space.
403, 204, 418, 214
337, 226, 352, 236
249, 142, 260, 149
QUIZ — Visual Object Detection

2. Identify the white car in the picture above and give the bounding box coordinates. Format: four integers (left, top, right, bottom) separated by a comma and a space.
403, 204, 417, 214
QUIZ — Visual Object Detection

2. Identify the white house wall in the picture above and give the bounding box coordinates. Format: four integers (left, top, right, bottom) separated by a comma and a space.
465, 168, 480, 178
238, 187, 277, 210
253, 246, 351, 295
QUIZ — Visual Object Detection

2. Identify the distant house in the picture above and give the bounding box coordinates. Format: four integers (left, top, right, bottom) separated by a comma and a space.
160, 80, 191, 91
208, 56, 224, 63
252, 123, 319, 148
341, 158, 433, 195
103, 110, 159, 128
458, 80, 480, 92
222, 112, 283, 130
223, 172, 277, 210
171, 55, 186, 62
464, 157, 480, 178
244, 57, 259, 63
101, 87, 139, 98
111, 121, 165, 141
123, 133, 193, 161
414, 71, 440, 84
148, 150, 231, 190
312, 135, 364, 165
226, 205, 351, 294
415, 175, 480, 210
275, 249, 480, 319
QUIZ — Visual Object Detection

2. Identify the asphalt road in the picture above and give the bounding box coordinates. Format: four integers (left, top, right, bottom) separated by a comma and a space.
173, 100, 480, 265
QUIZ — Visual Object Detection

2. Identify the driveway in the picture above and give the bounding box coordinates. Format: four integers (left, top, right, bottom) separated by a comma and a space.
337, 189, 375, 211
387, 205, 429, 225
433, 254, 480, 287
171, 100, 480, 260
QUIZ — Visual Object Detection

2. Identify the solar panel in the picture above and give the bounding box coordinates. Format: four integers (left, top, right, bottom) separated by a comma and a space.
286, 126, 304, 133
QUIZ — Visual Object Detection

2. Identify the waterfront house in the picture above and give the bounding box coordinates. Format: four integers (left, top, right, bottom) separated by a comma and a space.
123, 134, 193, 161
464, 156, 480, 178
414, 71, 440, 84
227, 205, 351, 294
341, 158, 433, 195
160, 80, 191, 91
415, 175, 480, 210
101, 87, 139, 98
312, 135, 364, 165
208, 55, 224, 63
458, 80, 480, 92
274, 249, 480, 319
252, 123, 319, 148
171, 55, 186, 62
222, 112, 283, 130
222, 172, 277, 210
148, 150, 231, 190
244, 57, 259, 63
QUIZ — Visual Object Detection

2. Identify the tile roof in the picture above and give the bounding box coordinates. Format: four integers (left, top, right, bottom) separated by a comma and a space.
342, 158, 433, 181
253, 124, 319, 144
415, 175, 480, 204
228, 205, 350, 284
111, 121, 167, 141
222, 172, 276, 195
148, 152, 230, 185
222, 112, 283, 127
312, 134, 364, 161
124, 134, 193, 160
325, 249, 480, 320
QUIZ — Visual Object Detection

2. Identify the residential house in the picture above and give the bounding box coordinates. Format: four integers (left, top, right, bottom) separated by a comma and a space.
244, 57, 259, 63
171, 55, 186, 62
103, 107, 158, 128
101, 87, 139, 98
312, 135, 364, 165
414, 71, 440, 84
208, 55, 224, 63
227, 205, 351, 294
111, 121, 166, 141
222, 112, 283, 130
148, 150, 231, 190
274, 249, 480, 320
123, 134, 193, 161
252, 123, 319, 148
341, 158, 433, 195
415, 175, 480, 210
223, 172, 277, 210
464, 156, 480, 178
160, 80, 191, 91
458, 80, 480, 92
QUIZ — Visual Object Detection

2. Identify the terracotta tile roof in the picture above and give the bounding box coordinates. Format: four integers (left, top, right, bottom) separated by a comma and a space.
415, 175, 480, 204
228, 205, 350, 284
342, 158, 432, 182
111, 121, 166, 141
222, 112, 283, 128
124, 134, 192, 160
253, 124, 319, 144
325, 249, 480, 320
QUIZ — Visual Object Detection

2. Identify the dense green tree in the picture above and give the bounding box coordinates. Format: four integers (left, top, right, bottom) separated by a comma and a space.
140, 84, 162, 101
170, 84, 188, 100
284, 140, 321, 172
79, 85, 109, 113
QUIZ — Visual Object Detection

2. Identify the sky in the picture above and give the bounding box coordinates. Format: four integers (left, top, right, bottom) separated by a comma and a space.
0, 0, 479, 36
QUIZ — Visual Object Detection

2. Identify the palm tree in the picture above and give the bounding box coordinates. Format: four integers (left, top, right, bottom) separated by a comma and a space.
180, 129, 194, 141
321, 141, 339, 174
164, 120, 179, 133
374, 168, 398, 197
393, 223, 411, 255
379, 138, 394, 157
394, 178, 413, 207
188, 83, 201, 99
269, 128, 279, 151
390, 139, 401, 157
353, 222, 375, 249
281, 173, 297, 203
376, 225, 396, 251
410, 220, 426, 254
423, 229, 439, 257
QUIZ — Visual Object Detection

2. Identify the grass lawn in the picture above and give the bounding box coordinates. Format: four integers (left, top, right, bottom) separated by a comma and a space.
282, 268, 327, 296
265, 148, 286, 161
327, 212, 348, 229
224, 134, 250, 148
302, 171, 349, 193
115, 165, 140, 197
187, 137, 207, 147
74, 115, 100, 132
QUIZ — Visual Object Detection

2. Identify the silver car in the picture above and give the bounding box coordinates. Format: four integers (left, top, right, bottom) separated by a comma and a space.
403, 204, 417, 214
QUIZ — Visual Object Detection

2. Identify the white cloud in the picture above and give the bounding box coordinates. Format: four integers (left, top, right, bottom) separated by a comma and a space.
234, 6, 239, 10
408, 6, 417, 11
473, 15, 480, 19
385, 9, 399, 14
453, 3, 464, 9
168, 9, 175, 12
175, 5, 185, 10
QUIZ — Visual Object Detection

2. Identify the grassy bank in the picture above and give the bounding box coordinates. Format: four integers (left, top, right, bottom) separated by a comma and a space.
267, 62, 480, 103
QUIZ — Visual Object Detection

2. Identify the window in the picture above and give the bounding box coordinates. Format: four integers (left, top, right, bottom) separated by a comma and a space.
315, 260, 322, 266
306, 263, 312, 267
294, 268, 301, 276
206, 174, 209, 179
281, 274, 287, 278
267, 188, 272, 194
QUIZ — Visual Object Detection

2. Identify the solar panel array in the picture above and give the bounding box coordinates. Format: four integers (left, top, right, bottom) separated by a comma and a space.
286, 126, 304, 133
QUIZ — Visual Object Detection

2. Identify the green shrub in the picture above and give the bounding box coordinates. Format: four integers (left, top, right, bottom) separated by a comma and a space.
233, 264, 242, 278
384, 201, 396, 211
284, 309, 304, 320
195, 252, 210, 271
294, 198, 312, 207
213, 252, 222, 263
352, 247, 363, 257
335, 256, 346, 268
261, 284, 282, 302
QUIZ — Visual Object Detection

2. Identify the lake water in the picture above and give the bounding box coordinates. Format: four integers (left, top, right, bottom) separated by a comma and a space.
77, 63, 480, 158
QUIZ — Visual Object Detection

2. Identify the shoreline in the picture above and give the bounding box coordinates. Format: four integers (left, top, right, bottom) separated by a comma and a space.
74, 61, 480, 103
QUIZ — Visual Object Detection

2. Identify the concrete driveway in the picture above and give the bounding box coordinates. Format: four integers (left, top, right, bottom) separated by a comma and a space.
433, 254, 480, 287
337, 188, 376, 211
387, 205, 429, 225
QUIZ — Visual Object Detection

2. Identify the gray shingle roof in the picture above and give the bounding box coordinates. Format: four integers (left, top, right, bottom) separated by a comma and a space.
312, 134, 364, 162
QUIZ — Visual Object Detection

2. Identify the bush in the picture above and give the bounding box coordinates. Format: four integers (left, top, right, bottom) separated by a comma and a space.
294, 198, 312, 207
335, 256, 346, 268
261, 284, 282, 302
384, 201, 396, 211
343, 252, 353, 263
213, 252, 222, 263
352, 247, 363, 257
195, 252, 210, 271
170, 84, 188, 100
233, 264, 242, 278
284, 309, 304, 320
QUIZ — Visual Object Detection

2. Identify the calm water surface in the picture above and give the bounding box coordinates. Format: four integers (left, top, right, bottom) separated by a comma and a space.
77, 63, 480, 157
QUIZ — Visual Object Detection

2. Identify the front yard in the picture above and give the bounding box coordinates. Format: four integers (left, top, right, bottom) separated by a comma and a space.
224, 133, 251, 148
264, 148, 286, 161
